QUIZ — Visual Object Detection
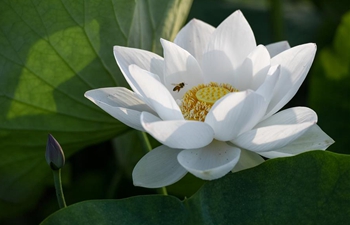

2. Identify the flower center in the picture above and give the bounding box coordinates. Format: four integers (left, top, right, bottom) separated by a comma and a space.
196, 87, 230, 104
180, 82, 238, 121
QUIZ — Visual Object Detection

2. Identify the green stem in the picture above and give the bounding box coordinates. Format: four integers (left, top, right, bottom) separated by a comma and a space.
160, 186, 168, 195
140, 132, 168, 196
52, 169, 67, 208
141, 132, 152, 153
269, 0, 284, 41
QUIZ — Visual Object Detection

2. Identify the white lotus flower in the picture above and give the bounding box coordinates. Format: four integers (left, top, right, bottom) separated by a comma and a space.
85, 10, 334, 188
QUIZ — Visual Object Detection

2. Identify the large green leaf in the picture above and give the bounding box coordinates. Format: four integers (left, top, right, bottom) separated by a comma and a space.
309, 11, 350, 154
0, 0, 192, 212
41, 151, 350, 225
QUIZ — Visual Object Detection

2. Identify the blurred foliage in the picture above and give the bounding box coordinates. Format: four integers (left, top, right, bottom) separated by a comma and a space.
42, 151, 350, 225
309, 11, 350, 154
0, 0, 192, 223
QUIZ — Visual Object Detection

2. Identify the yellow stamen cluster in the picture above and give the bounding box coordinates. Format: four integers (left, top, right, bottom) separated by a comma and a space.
180, 82, 238, 121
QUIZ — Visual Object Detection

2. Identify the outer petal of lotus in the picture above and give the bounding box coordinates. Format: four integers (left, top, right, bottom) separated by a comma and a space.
160, 38, 204, 100
231, 107, 317, 152
205, 90, 266, 141
128, 64, 184, 121
141, 112, 214, 149
132, 145, 187, 188
174, 18, 215, 64
258, 124, 335, 158
177, 140, 241, 180
85, 87, 154, 113
234, 45, 271, 91
264, 43, 317, 119
84, 87, 157, 131
231, 148, 265, 173
265, 41, 291, 57
113, 46, 164, 76
202, 10, 256, 84
85, 101, 145, 131
113, 46, 164, 90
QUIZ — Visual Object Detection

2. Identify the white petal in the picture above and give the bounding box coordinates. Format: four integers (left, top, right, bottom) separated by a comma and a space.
231, 107, 317, 152
202, 10, 256, 83
256, 107, 317, 128
231, 148, 265, 172
264, 43, 317, 119
84, 88, 150, 131
205, 90, 266, 141
266, 41, 291, 57
235, 45, 271, 91
132, 145, 187, 188
177, 140, 241, 180
201, 49, 235, 84
113, 46, 164, 88
174, 19, 215, 63
128, 65, 184, 120
85, 87, 154, 113
259, 124, 334, 158
84, 100, 144, 131
160, 39, 204, 100
141, 112, 214, 149
255, 65, 280, 104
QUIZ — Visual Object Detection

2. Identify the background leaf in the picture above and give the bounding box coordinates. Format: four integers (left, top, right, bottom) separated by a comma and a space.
309, 11, 350, 154
0, 0, 192, 216
41, 151, 350, 225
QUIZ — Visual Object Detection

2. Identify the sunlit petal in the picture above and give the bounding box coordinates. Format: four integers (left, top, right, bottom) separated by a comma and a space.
255, 65, 280, 104
85, 100, 144, 131
264, 43, 317, 119
114, 46, 164, 88
205, 90, 266, 141
85, 87, 154, 113
128, 65, 184, 120
141, 112, 214, 149
161, 39, 204, 100
174, 19, 215, 63
235, 45, 270, 91
256, 107, 317, 128
202, 10, 256, 84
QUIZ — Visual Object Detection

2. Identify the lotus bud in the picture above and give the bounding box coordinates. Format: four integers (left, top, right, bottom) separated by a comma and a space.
45, 134, 65, 170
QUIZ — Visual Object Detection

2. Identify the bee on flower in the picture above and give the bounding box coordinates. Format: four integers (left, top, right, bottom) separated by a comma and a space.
172, 82, 186, 92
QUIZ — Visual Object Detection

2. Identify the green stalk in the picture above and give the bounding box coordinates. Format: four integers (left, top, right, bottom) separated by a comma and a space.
269, 0, 284, 41
140, 132, 168, 195
141, 132, 153, 153
52, 169, 67, 208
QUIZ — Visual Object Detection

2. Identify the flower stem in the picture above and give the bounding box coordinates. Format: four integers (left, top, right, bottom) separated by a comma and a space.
140, 132, 168, 195
141, 132, 152, 153
269, 0, 284, 41
160, 186, 168, 195
52, 169, 67, 208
